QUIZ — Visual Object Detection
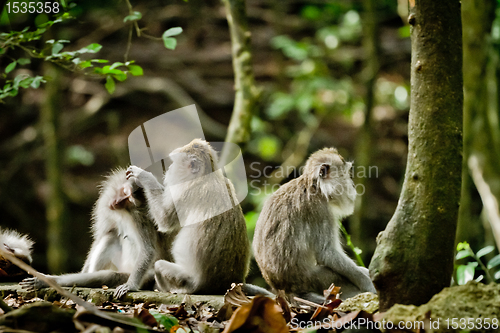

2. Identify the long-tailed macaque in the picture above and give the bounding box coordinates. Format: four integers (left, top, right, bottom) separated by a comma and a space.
0, 228, 34, 281
126, 139, 250, 294
253, 148, 376, 302
21, 168, 176, 298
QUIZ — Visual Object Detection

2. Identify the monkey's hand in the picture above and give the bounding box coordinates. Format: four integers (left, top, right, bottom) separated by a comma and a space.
114, 282, 138, 299
19, 276, 49, 291
126, 166, 163, 191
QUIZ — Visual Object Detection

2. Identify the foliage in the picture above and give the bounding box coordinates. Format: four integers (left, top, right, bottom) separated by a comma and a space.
0, 3, 182, 101
455, 242, 500, 285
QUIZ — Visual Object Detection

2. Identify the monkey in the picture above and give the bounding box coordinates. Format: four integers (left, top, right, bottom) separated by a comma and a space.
126, 138, 250, 294
0, 228, 34, 281
21, 168, 177, 298
252, 147, 376, 303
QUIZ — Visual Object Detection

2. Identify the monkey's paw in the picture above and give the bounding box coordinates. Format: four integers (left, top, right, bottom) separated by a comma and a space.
114, 283, 138, 299
19, 276, 48, 291
126, 165, 163, 190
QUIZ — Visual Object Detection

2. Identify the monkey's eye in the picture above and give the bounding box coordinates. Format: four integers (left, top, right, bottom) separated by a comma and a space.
319, 164, 330, 178
189, 159, 200, 174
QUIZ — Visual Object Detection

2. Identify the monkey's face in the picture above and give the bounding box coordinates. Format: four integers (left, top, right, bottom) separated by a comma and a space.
165, 139, 218, 186
305, 148, 356, 216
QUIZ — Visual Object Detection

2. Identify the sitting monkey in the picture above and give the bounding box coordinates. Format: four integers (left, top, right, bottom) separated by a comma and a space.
253, 147, 376, 302
21, 168, 177, 298
126, 139, 250, 294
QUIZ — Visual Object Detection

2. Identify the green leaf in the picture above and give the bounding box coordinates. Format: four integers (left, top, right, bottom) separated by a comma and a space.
495, 270, 500, 280
109, 62, 124, 70
80, 43, 102, 53
457, 241, 471, 251
52, 42, 64, 55
79, 60, 92, 69
17, 58, 31, 65
91, 59, 109, 63
124, 11, 142, 23
0, 48, 6, 55
163, 37, 177, 50
128, 65, 143, 76
487, 254, 500, 269
113, 72, 127, 82
477, 246, 495, 258
162, 27, 183, 38
456, 264, 475, 285
31, 76, 44, 89
5, 61, 17, 74
456, 249, 472, 260
105, 76, 115, 94
150, 312, 178, 330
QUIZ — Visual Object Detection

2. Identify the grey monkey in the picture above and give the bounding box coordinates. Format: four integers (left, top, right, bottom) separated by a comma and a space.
253, 147, 376, 303
21, 168, 176, 298
126, 138, 250, 294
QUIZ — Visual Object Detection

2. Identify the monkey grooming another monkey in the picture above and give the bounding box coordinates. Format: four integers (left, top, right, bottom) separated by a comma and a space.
0, 228, 34, 281
126, 139, 250, 294
21, 168, 176, 298
253, 147, 376, 303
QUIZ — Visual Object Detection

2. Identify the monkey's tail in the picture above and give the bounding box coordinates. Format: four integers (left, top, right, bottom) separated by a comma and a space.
241, 283, 276, 298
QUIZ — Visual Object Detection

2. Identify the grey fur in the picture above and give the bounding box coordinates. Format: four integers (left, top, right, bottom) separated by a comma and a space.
126, 139, 250, 294
21, 168, 176, 298
253, 147, 376, 302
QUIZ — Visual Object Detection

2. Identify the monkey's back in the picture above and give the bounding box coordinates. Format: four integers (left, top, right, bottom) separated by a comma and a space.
253, 175, 335, 294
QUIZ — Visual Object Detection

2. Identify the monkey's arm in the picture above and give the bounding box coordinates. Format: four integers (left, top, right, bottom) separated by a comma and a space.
126, 166, 166, 224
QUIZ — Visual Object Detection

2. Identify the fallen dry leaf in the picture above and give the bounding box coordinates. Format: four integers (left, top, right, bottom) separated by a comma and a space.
222, 296, 288, 333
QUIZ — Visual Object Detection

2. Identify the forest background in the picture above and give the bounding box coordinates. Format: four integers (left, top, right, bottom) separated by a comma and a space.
0, 0, 499, 290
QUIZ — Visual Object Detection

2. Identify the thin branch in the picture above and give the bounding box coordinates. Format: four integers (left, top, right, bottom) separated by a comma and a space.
468, 155, 500, 249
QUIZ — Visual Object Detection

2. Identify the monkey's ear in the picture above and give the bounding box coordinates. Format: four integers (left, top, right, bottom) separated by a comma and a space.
189, 158, 201, 174
319, 164, 330, 178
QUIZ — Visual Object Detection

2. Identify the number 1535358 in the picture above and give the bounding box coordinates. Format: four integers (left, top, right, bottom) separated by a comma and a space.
5, 2, 60, 14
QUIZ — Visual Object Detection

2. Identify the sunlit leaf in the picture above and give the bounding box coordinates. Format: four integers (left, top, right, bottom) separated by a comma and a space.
128, 65, 143, 76
31, 76, 44, 89
52, 42, 64, 55
5, 61, 17, 74
456, 249, 472, 260
163, 37, 177, 50
456, 264, 475, 285
477, 246, 495, 258
487, 254, 500, 269
80, 43, 102, 53
17, 58, 31, 65
163, 27, 183, 38
105, 76, 115, 94
124, 11, 142, 23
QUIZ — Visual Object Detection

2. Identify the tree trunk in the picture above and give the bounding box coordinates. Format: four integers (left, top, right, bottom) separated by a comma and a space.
350, 0, 380, 258
456, 0, 496, 249
41, 63, 68, 274
222, 0, 259, 147
369, 0, 463, 311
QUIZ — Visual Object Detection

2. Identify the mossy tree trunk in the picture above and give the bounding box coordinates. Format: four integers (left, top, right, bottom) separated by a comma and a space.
458, 0, 500, 249
369, 0, 463, 311
222, 0, 259, 147
41, 63, 68, 274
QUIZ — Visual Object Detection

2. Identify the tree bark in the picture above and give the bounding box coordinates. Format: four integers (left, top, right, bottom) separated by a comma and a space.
456, 0, 496, 249
222, 0, 259, 147
369, 0, 463, 310
350, 0, 380, 257
41, 63, 68, 274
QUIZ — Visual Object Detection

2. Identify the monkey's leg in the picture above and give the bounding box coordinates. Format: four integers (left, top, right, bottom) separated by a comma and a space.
320, 249, 376, 294
154, 260, 196, 293
20, 270, 130, 292
81, 232, 121, 273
